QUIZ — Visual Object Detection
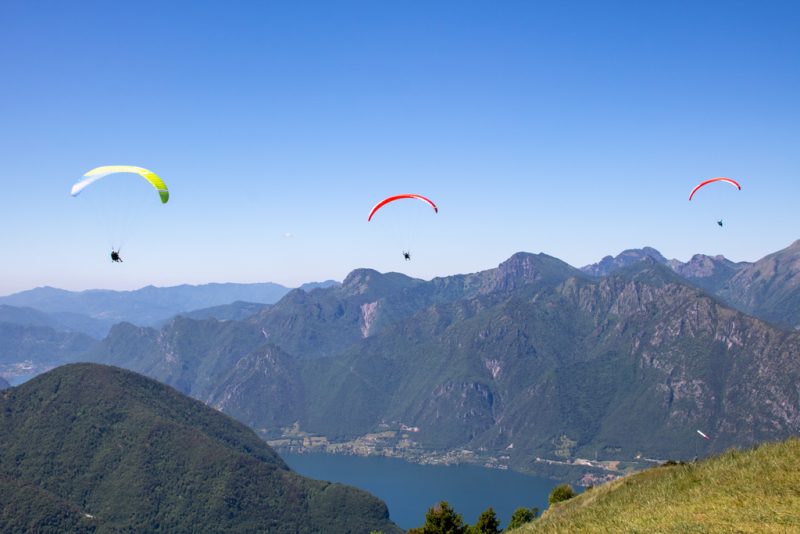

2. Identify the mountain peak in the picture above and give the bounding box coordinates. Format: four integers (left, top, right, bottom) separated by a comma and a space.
342, 268, 383, 288
341, 268, 419, 297
581, 247, 667, 277
605, 255, 689, 288
341, 268, 387, 296
477, 252, 582, 293
497, 252, 552, 277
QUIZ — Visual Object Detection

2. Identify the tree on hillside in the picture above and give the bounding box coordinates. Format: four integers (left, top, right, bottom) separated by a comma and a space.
507, 507, 536, 529
549, 483, 576, 505
413, 501, 467, 534
471, 506, 501, 533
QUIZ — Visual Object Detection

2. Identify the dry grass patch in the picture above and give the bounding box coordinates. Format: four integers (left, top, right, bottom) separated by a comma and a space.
514, 438, 800, 533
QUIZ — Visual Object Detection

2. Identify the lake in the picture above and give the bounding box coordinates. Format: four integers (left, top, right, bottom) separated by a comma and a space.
282, 452, 560, 530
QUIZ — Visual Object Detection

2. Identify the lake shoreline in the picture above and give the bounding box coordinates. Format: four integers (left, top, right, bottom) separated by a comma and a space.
269, 437, 623, 487
282, 451, 566, 530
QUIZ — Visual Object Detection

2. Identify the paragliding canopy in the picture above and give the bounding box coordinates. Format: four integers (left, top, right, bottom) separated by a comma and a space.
368, 194, 438, 221
688, 177, 741, 201
697, 429, 710, 440
71, 166, 169, 203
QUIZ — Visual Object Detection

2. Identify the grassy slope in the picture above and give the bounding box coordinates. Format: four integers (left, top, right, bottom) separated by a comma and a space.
515, 438, 800, 533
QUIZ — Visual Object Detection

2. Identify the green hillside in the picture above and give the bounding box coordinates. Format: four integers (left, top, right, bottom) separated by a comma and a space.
0, 363, 401, 533
514, 438, 800, 533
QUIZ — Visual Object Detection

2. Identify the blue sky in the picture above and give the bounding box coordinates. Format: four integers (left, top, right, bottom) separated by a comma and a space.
1, 0, 798, 294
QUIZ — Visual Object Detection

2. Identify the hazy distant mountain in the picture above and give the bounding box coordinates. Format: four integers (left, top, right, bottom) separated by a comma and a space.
0, 323, 97, 367
169, 301, 270, 323
0, 304, 111, 339
0, 281, 343, 338
715, 240, 800, 329
170, 281, 342, 323
0, 282, 292, 328
298, 280, 341, 292
0, 364, 401, 533
0, 377, 9, 390
0, 307, 104, 384
88, 252, 800, 469
0, 305, 61, 329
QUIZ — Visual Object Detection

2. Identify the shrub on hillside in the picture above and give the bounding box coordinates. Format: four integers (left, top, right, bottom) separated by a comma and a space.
548, 483, 576, 505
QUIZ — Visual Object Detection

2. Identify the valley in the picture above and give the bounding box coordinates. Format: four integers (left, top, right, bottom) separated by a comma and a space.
3, 243, 800, 487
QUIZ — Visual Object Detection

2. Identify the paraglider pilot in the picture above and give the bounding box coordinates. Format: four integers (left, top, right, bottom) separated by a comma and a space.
111, 249, 123, 263
403, 251, 411, 261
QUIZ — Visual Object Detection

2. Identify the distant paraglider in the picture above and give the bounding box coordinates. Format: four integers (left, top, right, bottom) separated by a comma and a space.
368, 194, 438, 260
697, 429, 711, 440
367, 194, 438, 221
689, 178, 740, 227
688, 177, 741, 201
110, 249, 123, 263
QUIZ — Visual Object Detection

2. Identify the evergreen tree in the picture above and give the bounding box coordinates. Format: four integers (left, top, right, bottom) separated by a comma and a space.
418, 501, 467, 534
472, 506, 501, 533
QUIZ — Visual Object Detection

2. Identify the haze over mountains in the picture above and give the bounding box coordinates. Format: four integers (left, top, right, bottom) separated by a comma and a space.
3, 242, 800, 478
0, 280, 339, 338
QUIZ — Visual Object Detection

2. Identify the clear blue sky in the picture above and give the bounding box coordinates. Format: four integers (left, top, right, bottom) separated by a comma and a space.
1, 0, 798, 294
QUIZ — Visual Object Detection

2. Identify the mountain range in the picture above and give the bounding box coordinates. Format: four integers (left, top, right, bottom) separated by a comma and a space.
74, 242, 800, 477
0, 280, 339, 338
581, 241, 800, 329
4, 242, 800, 479
0, 363, 401, 533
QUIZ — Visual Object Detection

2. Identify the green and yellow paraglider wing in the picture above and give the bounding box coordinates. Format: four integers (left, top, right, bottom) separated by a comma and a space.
71, 165, 169, 203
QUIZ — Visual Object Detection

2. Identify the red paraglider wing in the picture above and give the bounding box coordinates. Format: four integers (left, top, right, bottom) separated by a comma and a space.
688, 177, 741, 201
368, 194, 438, 221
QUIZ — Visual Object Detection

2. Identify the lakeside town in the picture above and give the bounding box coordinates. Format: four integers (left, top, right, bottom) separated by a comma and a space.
264, 422, 627, 487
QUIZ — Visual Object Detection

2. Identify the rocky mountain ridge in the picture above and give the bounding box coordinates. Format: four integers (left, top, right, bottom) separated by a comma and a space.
85, 247, 800, 475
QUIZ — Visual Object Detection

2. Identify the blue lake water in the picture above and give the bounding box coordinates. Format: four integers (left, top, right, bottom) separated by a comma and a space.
282, 453, 559, 530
